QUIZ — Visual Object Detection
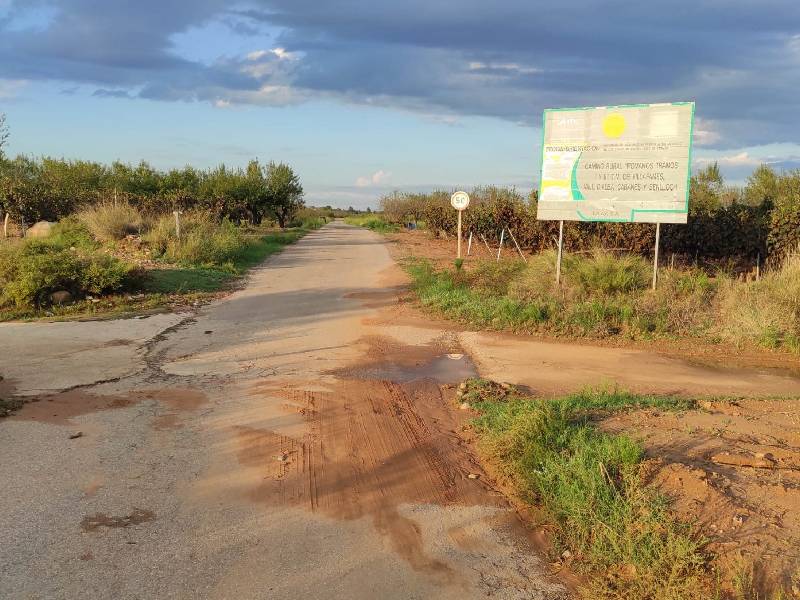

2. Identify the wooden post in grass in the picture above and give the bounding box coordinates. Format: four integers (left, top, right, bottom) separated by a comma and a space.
173, 210, 182, 241
467, 231, 473, 256
3, 212, 8, 238
652, 222, 661, 290
556, 220, 564, 284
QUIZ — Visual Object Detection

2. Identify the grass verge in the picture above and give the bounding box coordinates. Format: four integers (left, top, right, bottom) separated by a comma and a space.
0, 228, 311, 321
463, 380, 709, 599
344, 214, 400, 232
406, 253, 800, 354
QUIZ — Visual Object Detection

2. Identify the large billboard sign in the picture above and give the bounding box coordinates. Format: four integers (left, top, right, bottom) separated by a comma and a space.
537, 102, 695, 223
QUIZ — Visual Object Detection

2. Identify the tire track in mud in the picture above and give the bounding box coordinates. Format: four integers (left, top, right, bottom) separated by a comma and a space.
236, 376, 501, 577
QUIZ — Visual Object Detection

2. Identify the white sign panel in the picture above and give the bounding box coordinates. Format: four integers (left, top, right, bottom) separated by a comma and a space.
450, 191, 470, 211
537, 102, 695, 223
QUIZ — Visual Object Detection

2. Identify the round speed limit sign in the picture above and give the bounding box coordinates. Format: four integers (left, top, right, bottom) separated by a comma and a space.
450, 191, 470, 210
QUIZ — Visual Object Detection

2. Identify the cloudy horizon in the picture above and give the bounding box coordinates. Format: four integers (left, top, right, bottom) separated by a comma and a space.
1, 0, 798, 207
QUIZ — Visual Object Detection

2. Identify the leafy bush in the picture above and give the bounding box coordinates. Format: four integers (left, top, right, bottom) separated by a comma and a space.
78, 202, 143, 242
0, 239, 133, 307
48, 217, 99, 250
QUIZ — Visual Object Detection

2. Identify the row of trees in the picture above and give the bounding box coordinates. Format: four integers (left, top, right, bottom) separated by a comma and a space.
0, 113, 304, 230
381, 163, 800, 266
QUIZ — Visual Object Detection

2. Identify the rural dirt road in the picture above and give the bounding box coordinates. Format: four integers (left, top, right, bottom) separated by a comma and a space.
0, 223, 567, 600
2, 222, 800, 599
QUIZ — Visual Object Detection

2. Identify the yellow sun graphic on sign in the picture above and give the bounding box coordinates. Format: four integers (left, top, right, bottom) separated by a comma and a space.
602, 113, 627, 138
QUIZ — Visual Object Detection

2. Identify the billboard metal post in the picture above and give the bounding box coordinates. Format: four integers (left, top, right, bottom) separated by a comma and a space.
652, 222, 661, 290
556, 220, 564, 284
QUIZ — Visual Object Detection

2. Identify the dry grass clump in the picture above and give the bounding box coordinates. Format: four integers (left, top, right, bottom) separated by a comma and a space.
78, 202, 143, 242
716, 252, 800, 350
144, 211, 248, 267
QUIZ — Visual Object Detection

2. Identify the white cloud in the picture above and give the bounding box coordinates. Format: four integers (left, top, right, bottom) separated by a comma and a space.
355, 169, 392, 187
695, 151, 759, 166
693, 117, 721, 146
0, 79, 28, 99
468, 61, 540, 75
246, 48, 297, 62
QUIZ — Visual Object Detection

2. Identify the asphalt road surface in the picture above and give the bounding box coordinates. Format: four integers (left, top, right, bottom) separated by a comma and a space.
0, 222, 568, 600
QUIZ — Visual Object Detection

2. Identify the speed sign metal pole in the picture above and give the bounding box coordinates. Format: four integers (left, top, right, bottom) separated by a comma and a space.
457, 209, 463, 258
450, 191, 471, 260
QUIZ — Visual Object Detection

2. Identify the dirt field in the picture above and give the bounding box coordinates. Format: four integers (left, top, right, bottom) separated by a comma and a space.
603, 399, 800, 593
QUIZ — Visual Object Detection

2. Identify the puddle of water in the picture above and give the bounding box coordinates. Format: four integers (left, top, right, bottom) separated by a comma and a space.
353, 354, 478, 385
682, 357, 800, 379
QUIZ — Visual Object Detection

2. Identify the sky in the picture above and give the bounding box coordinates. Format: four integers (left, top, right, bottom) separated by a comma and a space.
1, 0, 799, 208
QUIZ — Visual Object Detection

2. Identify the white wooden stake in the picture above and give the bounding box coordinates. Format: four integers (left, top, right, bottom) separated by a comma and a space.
556, 220, 564, 284
480, 234, 493, 255
467, 231, 473, 256
496, 228, 505, 261
3, 212, 8, 238
507, 227, 527, 262
652, 222, 661, 290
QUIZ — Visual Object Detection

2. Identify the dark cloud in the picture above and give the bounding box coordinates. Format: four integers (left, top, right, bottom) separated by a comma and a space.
1, 0, 799, 148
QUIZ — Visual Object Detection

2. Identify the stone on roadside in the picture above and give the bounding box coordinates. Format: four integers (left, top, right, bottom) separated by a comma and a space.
25, 221, 55, 238
49, 290, 73, 305
459, 402, 470, 410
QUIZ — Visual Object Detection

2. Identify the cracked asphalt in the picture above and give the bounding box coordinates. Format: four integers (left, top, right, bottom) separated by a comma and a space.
0, 223, 568, 600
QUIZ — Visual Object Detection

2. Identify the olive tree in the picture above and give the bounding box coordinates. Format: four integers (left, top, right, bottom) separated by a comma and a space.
265, 162, 304, 228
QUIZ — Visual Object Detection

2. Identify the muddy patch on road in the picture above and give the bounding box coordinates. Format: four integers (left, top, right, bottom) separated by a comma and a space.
237, 377, 493, 577
8, 387, 207, 427
81, 508, 156, 532
331, 334, 477, 385
602, 398, 800, 592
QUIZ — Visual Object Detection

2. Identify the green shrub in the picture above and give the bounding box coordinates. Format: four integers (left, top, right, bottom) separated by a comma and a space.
0, 240, 133, 307
48, 217, 98, 250
78, 202, 143, 242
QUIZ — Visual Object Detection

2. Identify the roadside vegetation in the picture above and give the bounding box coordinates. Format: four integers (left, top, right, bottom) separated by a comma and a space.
407, 250, 800, 353
0, 208, 320, 321
363, 161, 800, 355
462, 380, 792, 599
0, 122, 344, 320
344, 213, 399, 232
464, 381, 707, 599
377, 163, 800, 269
